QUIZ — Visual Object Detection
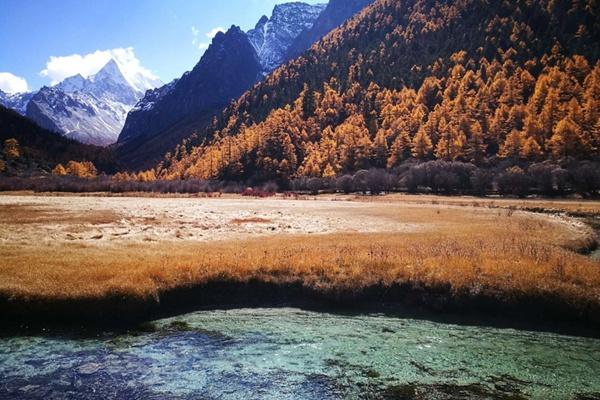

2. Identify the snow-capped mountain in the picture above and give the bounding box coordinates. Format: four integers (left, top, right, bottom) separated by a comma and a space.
285, 0, 375, 61
247, 2, 326, 73
117, 26, 262, 168
0, 90, 34, 115
117, 2, 327, 169
25, 60, 155, 146
129, 77, 180, 114
120, 66, 163, 95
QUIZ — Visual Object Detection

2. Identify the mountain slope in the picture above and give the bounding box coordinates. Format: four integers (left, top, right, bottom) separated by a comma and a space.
158, 0, 600, 182
0, 90, 34, 115
117, 2, 329, 170
25, 60, 144, 147
116, 26, 262, 169
0, 105, 116, 173
247, 2, 326, 73
284, 0, 374, 61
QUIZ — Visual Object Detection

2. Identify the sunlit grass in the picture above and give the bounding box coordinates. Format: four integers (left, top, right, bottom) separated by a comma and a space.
1, 198, 598, 312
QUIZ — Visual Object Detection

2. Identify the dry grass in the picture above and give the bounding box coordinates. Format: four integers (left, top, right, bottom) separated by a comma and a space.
0, 204, 121, 225
0, 197, 598, 314
230, 217, 273, 225
351, 193, 600, 216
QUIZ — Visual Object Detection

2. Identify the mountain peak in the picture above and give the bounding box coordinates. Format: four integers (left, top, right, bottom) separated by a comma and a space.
256, 15, 269, 27
56, 73, 87, 93
247, 1, 326, 73
93, 59, 125, 82
226, 25, 243, 36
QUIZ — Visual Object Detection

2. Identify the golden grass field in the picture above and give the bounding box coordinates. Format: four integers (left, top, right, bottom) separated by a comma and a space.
1, 193, 599, 318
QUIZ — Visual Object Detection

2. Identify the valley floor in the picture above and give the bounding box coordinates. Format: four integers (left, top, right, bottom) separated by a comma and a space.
1, 193, 599, 330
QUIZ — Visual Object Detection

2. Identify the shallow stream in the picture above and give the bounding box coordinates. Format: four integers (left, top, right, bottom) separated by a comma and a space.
1, 308, 599, 399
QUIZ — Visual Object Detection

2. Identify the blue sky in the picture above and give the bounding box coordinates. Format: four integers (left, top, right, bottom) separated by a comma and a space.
0, 0, 324, 93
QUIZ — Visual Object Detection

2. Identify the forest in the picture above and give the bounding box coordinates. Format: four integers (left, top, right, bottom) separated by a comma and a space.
143, 0, 600, 195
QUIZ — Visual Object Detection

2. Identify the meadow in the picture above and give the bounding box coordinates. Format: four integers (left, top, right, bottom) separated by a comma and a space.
1, 193, 599, 328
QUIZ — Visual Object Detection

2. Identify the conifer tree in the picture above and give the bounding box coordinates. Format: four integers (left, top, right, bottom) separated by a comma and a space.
3, 138, 20, 160
521, 136, 543, 160
411, 127, 433, 160
387, 130, 412, 168
500, 130, 525, 160
465, 121, 487, 164
372, 129, 390, 168
548, 117, 591, 158
435, 118, 466, 161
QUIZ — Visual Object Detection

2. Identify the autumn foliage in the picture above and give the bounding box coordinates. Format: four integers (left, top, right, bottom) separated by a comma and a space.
154, 0, 600, 185
52, 161, 98, 178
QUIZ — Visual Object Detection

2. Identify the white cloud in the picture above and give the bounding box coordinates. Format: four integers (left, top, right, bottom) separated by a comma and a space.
40, 47, 161, 92
205, 27, 225, 39
0, 72, 29, 94
192, 26, 226, 51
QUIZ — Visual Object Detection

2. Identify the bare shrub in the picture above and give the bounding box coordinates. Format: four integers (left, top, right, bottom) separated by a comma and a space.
336, 175, 354, 194
498, 167, 532, 198
366, 169, 390, 195
353, 170, 369, 194
305, 177, 323, 195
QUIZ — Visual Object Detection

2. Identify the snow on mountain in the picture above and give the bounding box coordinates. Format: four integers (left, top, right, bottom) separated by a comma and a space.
247, 2, 326, 73
117, 25, 262, 168
27, 86, 131, 146
0, 90, 34, 115
56, 74, 87, 93
25, 60, 155, 146
120, 66, 164, 95
130, 77, 180, 113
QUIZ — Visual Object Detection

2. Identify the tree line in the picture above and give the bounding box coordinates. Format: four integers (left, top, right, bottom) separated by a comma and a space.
156, 54, 600, 185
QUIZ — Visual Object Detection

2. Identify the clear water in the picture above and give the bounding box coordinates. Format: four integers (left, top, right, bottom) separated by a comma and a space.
1, 308, 599, 399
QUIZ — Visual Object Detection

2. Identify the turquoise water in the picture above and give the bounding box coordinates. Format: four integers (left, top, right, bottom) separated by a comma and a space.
1, 308, 599, 399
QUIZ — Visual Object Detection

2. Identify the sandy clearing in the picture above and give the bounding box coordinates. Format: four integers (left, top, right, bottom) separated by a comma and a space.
0, 195, 425, 246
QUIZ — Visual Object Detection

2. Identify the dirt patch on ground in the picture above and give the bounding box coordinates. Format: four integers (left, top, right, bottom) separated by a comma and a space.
0, 203, 121, 225
0, 195, 425, 245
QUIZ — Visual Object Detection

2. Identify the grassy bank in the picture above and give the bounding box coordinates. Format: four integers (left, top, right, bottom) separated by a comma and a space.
1, 194, 599, 330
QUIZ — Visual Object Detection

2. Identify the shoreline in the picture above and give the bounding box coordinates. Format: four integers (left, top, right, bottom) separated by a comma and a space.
2, 279, 600, 338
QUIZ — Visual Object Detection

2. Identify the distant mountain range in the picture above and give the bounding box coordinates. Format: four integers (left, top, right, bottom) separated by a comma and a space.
0, 105, 116, 174
0, 0, 374, 169
117, 0, 373, 170
0, 59, 161, 147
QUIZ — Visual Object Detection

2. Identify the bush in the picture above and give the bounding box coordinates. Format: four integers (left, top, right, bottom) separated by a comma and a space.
432, 170, 459, 194
569, 161, 600, 197
470, 169, 493, 196
498, 166, 531, 197
528, 163, 557, 195
366, 169, 390, 195
336, 175, 354, 194
353, 170, 369, 194
552, 168, 570, 195
307, 177, 324, 194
